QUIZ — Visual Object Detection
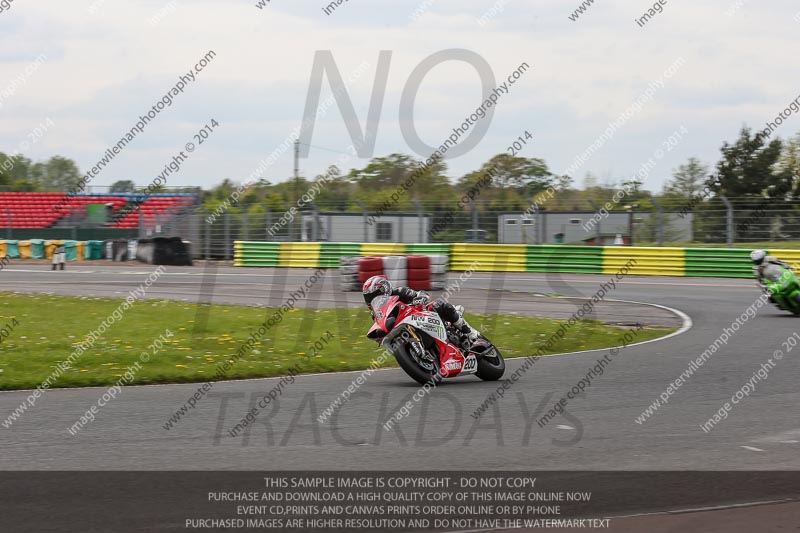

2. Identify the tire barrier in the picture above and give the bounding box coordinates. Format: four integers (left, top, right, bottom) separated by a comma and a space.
135, 237, 193, 266
347, 255, 442, 292
358, 256, 384, 285
339, 256, 362, 291
429, 255, 448, 290
382, 255, 407, 287
112, 239, 129, 262
0, 238, 188, 264
407, 255, 431, 291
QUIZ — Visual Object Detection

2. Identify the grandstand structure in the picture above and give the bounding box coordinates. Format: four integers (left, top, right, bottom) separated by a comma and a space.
0, 192, 197, 229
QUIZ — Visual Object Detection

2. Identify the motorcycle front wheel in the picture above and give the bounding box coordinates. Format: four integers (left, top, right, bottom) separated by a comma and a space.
392, 339, 443, 386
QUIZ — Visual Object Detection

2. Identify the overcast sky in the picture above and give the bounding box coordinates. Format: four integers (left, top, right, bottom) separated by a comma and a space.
1, 0, 800, 193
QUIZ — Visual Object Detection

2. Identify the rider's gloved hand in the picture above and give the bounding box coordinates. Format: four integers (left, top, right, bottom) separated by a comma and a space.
411, 291, 431, 306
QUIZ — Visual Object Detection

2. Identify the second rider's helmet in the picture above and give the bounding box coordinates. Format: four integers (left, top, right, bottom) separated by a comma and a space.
750, 249, 766, 265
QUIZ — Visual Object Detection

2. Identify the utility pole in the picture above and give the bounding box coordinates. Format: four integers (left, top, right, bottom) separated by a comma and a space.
294, 140, 300, 182
293, 140, 300, 241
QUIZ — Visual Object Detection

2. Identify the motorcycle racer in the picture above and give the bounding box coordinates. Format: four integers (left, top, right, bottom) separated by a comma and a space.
751, 249, 793, 287
362, 275, 479, 346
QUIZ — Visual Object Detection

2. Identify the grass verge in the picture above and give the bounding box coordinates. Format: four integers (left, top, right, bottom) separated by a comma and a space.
0, 292, 674, 390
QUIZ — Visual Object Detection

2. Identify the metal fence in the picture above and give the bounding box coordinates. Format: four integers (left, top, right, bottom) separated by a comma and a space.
4, 196, 800, 260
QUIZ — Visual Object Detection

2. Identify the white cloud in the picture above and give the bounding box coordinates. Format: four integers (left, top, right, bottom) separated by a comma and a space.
0, 0, 798, 192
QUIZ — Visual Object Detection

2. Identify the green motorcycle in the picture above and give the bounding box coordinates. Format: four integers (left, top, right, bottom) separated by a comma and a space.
763, 265, 800, 315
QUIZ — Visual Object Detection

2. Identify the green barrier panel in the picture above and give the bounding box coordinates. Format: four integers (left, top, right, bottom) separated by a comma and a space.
319, 242, 361, 268
85, 240, 104, 260
684, 248, 753, 278
4, 240, 19, 258
234, 241, 279, 267
527, 245, 605, 273
30, 239, 45, 259
63, 240, 78, 261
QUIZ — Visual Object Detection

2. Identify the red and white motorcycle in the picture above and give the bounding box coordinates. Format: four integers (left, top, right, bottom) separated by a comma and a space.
367, 294, 505, 385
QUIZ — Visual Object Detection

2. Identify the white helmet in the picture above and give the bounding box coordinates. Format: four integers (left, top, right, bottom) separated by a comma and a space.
750, 249, 766, 265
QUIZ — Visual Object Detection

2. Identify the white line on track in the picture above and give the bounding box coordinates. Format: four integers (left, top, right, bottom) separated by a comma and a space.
741, 446, 765, 452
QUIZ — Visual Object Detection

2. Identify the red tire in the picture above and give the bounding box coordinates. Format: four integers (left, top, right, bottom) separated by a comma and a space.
358, 256, 383, 271
408, 279, 431, 291
407, 268, 431, 281
359, 269, 384, 284
406, 255, 431, 269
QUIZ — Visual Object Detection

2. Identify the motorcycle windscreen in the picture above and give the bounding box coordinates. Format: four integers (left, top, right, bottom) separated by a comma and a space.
763, 264, 785, 283
370, 294, 400, 332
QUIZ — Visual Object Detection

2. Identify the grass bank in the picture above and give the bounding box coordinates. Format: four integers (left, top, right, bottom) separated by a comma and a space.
0, 292, 674, 390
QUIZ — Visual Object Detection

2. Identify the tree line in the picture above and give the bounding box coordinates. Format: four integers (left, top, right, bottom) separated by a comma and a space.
3, 126, 799, 242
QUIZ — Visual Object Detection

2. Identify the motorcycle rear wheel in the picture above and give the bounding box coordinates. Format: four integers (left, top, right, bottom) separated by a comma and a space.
474, 342, 505, 381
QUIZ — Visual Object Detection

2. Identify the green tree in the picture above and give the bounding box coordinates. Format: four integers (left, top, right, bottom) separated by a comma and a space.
0, 153, 38, 191
664, 157, 708, 198
713, 126, 783, 197
30, 156, 82, 191
775, 131, 800, 197
109, 180, 136, 193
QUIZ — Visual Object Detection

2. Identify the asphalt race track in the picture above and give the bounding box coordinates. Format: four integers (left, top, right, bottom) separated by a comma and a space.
1, 263, 799, 529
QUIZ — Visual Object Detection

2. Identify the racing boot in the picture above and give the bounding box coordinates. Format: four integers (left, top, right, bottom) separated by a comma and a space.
453, 305, 479, 345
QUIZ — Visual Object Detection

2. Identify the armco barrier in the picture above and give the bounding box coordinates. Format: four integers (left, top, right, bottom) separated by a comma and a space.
450, 244, 527, 271
320, 242, 361, 268
405, 243, 450, 257
234, 241, 279, 267
603, 246, 685, 276
769, 249, 800, 269
278, 243, 320, 268
360, 243, 407, 257
232, 242, 800, 279
233, 242, 452, 269
684, 248, 752, 278
527, 245, 604, 274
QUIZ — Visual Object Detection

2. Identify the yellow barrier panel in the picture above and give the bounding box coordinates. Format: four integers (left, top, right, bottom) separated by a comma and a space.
278, 242, 321, 268
450, 243, 527, 272
18, 241, 31, 259
772, 250, 800, 268
0, 241, 5, 258
602, 246, 685, 276
44, 240, 64, 260
360, 244, 407, 257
